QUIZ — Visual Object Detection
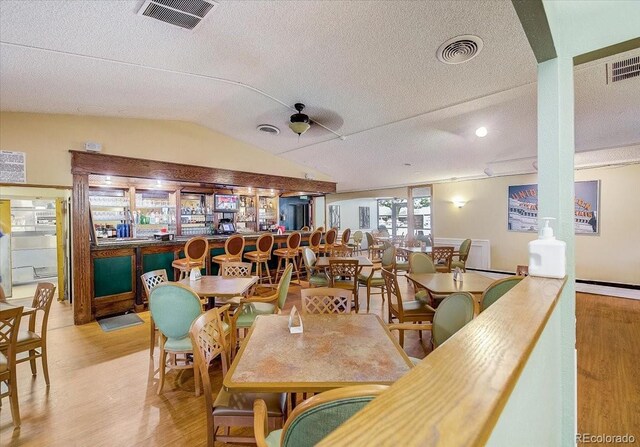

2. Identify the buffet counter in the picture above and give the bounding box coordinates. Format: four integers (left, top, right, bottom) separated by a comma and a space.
90, 231, 310, 318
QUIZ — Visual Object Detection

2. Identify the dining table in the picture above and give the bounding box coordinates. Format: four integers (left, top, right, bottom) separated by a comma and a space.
406, 272, 496, 314
179, 275, 259, 308
0, 301, 36, 316
223, 313, 413, 394
315, 255, 374, 268
397, 246, 433, 255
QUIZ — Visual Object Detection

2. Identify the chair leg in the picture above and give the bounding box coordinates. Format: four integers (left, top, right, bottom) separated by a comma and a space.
150, 318, 156, 356
157, 347, 167, 395
9, 374, 21, 427
366, 283, 371, 312
264, 260, 273, 285
399, 329, 405, 348
193, 363, 201, 397
41, 346, 50, 386
29, 349, 37, 375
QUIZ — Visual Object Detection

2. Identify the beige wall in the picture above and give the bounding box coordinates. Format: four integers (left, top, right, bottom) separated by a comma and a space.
434, 164, 640, 285
0, 112, 332, 187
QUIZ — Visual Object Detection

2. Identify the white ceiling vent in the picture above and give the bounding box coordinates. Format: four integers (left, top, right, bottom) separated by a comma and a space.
437, 35, 484, 65
607, 56, 640, 84
138, 0, 217, 30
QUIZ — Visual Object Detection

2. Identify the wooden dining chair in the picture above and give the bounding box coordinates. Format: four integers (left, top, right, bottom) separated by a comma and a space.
357, 245, 396, 312
11, 282, 56, 385
365, 232, 384, 260
300, 287, 352, 314
190, 305, 286, 446
172, 236, 209, 280
348, 230, 364, 254
318, 228, 338, 257
149, 282, 203, 396
141, 269, 169, 356
0, 306, 23, 427
431, 246, 455, 273
327, 259, 361, 312
382, 268, 434, 347
220, 262, 253, 278
451, 239, 472, 272
244, 233, 275, 285
212, 234, 246, 275
408, 253, 437, 304
480, 276, 525, 312
254, 384, 388, 447
301, 247, 329, 288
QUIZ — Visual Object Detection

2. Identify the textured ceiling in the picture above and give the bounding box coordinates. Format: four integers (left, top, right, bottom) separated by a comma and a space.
0, 1, 638, 191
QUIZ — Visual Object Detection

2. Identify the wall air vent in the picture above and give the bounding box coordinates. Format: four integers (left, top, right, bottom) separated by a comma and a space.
607, 56, 640, 84
138, 0, 217, 30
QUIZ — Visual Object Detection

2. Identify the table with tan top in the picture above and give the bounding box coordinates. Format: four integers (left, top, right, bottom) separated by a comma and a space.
315, 256, 374, 268
0, 302, 36, 316
406, 272, 495, 313
179, 275, 259, 308
224, 313, 413, 394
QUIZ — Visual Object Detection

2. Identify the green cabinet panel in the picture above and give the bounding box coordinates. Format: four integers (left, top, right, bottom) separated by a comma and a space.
143, 252, 176, 281
94, 256, 132, 297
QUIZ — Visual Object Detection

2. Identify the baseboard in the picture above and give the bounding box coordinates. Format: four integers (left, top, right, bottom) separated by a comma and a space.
466, 268, 640, 300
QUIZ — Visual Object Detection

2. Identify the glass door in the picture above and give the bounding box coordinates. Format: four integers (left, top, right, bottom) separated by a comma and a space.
408, 185, 432, 244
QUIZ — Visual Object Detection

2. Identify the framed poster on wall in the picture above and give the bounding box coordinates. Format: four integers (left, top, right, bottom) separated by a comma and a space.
329, 205, 340, 229
359, 206, 370, 229
507, 180, 600, 235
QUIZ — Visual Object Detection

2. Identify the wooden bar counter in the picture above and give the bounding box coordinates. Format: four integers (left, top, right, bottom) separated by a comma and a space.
90, 231, 310, 319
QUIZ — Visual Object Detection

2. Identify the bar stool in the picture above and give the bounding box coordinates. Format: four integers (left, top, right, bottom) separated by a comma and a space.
244, 233, 275, 284
334, 228, 352, 254
211, 234, 245, 275
172, 236, 209, 281
318, 228, 338, 257
273, 231, 302, 284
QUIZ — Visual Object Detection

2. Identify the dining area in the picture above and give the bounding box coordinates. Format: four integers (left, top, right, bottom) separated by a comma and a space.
119, 227, 527, 446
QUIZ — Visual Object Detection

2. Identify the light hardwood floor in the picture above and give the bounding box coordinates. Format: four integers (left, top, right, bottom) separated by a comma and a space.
1, 285, 637, 446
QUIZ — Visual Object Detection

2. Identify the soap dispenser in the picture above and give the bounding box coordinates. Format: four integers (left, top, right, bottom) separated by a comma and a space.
528, 217, 566, 279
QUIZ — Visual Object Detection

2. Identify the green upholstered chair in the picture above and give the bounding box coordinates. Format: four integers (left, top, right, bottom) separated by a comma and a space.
301, 247, 328, 287
480, 276, 525, 312
451, 239, 472, 272
0, 305, 23, 427
231, 264, 293, 337
149, 282, 203, 396
365, 232, 384, 260
382, 267, 434, 347
388, 291, 474, 361
254, 384, 388, 447
408, 253, 437, 304
190, 305, 286, 446
348, 230, 363, 254
357, 245, 396, 312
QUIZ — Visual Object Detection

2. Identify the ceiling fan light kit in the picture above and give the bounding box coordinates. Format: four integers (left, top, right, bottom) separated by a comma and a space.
289, 103, 311, 136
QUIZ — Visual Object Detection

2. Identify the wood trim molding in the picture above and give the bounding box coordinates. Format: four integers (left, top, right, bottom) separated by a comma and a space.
511, 0, 557, 63
72, 173, 92, 325
318, 276, 566, 446
70, 151, 336, 194
573, 37, 640, 66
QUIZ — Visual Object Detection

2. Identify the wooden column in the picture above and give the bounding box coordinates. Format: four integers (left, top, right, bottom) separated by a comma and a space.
72, 173, 92, 324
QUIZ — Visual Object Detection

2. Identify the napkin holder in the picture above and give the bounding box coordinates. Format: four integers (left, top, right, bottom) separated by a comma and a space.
288, 306, 304, 334
453, 267, 463, 282
190, 268, 202, 281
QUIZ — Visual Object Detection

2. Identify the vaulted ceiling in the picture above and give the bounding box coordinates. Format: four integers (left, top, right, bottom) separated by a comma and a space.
1, 1, 638, 191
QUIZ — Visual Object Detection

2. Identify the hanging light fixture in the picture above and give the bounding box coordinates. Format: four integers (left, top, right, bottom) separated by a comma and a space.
289, 103, 311, 136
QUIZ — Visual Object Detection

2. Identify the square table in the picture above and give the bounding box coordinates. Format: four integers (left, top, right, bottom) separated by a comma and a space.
224, 313, 413, 394
397, 246, 433, 255
315, 256, 374, 268
0, 302, 36, 316
179, 275, 259, 308
406, 272, 496, 314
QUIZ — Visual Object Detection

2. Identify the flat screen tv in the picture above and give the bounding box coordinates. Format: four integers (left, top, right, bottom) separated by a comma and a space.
214, 194, 239, 212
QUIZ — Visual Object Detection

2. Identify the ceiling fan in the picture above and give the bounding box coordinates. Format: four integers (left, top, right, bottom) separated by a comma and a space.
289, 103, 311, 136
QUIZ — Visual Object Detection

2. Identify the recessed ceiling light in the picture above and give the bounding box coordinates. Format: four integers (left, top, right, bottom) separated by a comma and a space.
475, 126, 488, 137
257, 124, 280, 135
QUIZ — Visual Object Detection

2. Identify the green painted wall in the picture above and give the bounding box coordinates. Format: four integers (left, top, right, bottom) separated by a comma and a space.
142, 252, 176, 281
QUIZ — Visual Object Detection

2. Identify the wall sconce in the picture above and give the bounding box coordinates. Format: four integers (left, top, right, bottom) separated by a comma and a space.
453, 200, 466, 208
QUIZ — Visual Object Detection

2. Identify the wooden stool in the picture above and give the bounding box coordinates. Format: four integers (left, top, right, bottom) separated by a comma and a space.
318, 228, 338, 257
244, 233, 274, 284
171, 236, 209, 280
274, 231, 302, 284
211, 234, 245, 275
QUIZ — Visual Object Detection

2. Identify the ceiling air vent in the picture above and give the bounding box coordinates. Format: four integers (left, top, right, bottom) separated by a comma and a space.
138, 0, 217, 30
607, 56, 640, 84
437, 35, 484, 65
